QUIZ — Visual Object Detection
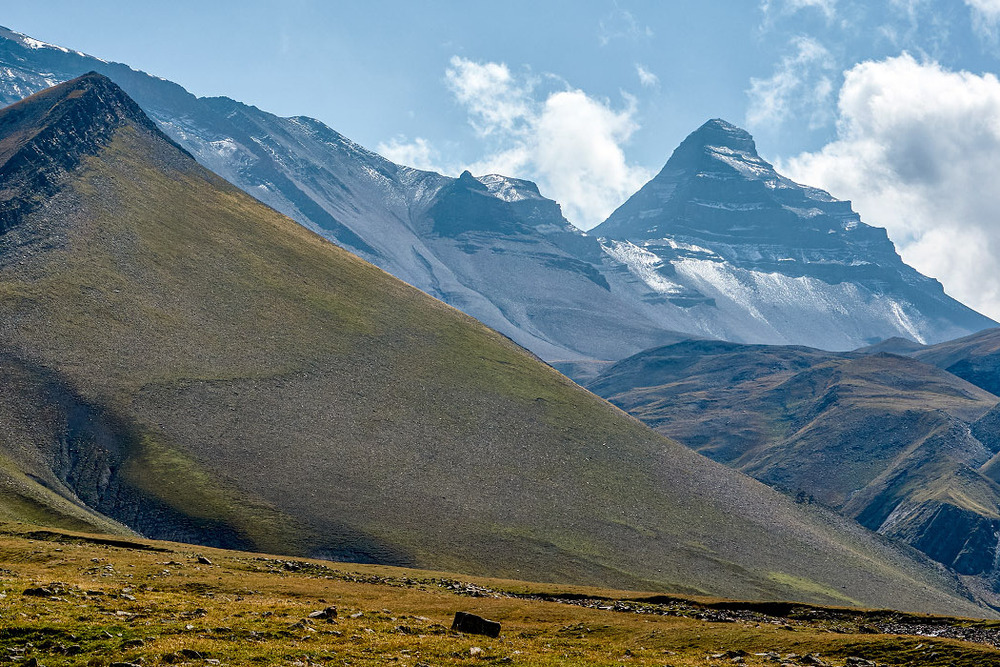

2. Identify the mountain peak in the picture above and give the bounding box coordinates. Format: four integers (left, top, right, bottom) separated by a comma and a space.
476, 173, 544, 202
677, 118, 759, 158
0, 72, 185, 233
0, 72, 162, 156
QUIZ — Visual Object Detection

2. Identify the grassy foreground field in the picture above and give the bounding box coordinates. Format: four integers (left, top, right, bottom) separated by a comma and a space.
0, 526, 999, 667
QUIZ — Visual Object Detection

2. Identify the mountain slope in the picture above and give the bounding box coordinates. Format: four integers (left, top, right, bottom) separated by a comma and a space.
588, 339, 1000, 601
0, 73, 990, 617
1, 29, 993, 366
592, 119, 995, 350
912, 328, 1000, 398
0, 25, 688, 363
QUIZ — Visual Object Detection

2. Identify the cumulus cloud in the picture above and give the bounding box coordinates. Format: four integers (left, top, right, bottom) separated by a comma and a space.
376, 136, 444, 173
441, 56, 650, 229
444, 58, 533, 136
746, 36, 836, 130
635, 64, 659, 88
782, 54, 1000, 320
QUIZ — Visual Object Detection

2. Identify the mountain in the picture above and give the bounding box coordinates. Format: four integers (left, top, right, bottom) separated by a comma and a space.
0, 25, 688, 364
588, 339, 1000, 603
592, 119, 995, 350
0, 73, 991, 617
1, 28, 993, 369
912, 328, 1000, 398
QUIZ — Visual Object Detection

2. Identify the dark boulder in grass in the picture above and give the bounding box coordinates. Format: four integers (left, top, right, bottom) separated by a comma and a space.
308, 606, 338, 621
452, 611, 500, 638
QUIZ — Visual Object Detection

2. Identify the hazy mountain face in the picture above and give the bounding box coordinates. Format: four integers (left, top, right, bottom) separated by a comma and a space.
0, 28, 993, 366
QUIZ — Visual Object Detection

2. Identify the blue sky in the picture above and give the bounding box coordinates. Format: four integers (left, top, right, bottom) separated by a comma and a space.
7, 1, 1000, 317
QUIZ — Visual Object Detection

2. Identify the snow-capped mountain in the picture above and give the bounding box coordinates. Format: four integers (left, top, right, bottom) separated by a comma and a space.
592, 119, 995, 349
0, 27, 992, 364
0, 25, 691, 361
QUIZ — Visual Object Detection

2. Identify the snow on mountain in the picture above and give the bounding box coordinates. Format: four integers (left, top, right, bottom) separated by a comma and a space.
0, 33, 992, 365
592, 119, 995, 349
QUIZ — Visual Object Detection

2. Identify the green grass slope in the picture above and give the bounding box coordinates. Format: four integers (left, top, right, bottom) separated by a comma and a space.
588, 341, 1000, 597
3, 526, 1000, 667
0, 73, 990, 617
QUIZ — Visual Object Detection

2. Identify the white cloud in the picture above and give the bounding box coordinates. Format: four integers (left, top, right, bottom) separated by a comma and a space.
782, 54, 1000, 320
746, 36, 836, 130
376, 136, 444, 173
444, 57, 533, 136
786, 0, 838, 19
966, 0, 1000, 38
441, 56, 651, 229
598, 8, 653, 47
760, 0, 838, 23
635, 64, 659, 88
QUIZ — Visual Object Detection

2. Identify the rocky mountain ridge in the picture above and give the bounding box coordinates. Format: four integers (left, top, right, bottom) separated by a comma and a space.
593, 119, 993, 350
0, 27, 993, 364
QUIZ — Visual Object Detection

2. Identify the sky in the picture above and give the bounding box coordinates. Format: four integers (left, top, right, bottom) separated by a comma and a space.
6, 1, 1000, 319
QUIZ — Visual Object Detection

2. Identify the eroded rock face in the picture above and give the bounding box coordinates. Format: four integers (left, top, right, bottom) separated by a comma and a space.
0, 72, 171, 233
877, 501, 1000, 576
0, 352, 256, 550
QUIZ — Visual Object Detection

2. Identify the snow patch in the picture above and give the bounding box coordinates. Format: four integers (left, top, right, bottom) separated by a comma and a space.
656, 237, 717, 257
477, 174, 540, 202
706, 145, 774, 180
692, 200, 766, 212
19, 35, 69, 53
209, 138, 241, 158
601, 240, 688, 295
890, 301, 926, 344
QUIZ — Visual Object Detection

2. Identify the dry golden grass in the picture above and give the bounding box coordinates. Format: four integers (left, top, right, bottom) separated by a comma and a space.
0, 525, 999, 667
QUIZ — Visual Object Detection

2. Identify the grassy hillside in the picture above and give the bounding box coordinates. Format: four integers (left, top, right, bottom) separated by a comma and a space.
2, 526, 1000, 667
0, 74, 990, 616
588, 341, 1000, 594
914, 328, 1000, 396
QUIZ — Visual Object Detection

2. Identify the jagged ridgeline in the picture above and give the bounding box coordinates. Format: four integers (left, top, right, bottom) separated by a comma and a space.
0, 73, 990, 617
0, 26, 993, 369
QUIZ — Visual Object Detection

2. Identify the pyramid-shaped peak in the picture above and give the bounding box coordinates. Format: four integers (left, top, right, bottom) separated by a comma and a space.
0, 72, 189, 233
0, 72, 160, 151
684, 118, 758, 154
454, 169, 489, 193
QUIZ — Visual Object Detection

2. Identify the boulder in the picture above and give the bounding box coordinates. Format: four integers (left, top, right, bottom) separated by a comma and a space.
451, 611, 500, 638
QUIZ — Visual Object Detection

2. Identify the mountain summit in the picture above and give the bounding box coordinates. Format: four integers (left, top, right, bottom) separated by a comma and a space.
591, 119, 994, 350
597, 116, 884, 258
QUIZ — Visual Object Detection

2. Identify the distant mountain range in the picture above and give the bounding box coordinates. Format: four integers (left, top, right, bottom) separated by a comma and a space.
588, 330, 1000, 606
0, 26, 993, 367
0, 71, 989, 616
